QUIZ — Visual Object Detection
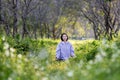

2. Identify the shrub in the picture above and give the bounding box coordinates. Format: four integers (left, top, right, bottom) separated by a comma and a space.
75, 40, 100, 62
0, 35, 120, 80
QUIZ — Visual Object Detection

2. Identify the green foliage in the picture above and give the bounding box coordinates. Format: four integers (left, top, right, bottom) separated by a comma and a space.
0, 36, 120, 80
104, 0, 112, 2
5, 36, 31, 54
0, 36, 4, 52
115, 37, 120, 49
75, 40, 100, 62
2, 35, 58, 55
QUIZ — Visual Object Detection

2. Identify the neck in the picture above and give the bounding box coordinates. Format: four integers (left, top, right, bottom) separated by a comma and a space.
63, 41, 67, 42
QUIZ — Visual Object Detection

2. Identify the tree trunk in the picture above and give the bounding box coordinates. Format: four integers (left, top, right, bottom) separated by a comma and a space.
12, 0, 18, 37
0, 0, 1, 23
44, 23, 47, 38
22, 16, 28, 38
33, 24, 37, 39
93, 24, 98, 40
40, 24, 43, 38
52, 26, 56, 40
4, 22, 10, 36
47, 24, 50, 39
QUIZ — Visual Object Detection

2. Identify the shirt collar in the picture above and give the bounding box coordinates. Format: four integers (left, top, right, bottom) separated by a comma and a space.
61, 41, 69, 44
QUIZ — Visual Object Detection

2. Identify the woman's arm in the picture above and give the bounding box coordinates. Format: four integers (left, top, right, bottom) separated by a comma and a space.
56, 44, 61, 59
70, 44, 75, 57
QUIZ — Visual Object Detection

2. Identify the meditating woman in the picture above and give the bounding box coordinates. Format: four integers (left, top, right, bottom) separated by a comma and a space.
56, 33, 75, 61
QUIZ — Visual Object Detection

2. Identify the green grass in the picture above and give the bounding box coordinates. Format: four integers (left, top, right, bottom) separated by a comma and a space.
0, 36, 120, 80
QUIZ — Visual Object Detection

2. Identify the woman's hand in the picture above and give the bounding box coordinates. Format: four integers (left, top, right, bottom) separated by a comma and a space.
56, 57, 58, 60
71, 55, 76, 58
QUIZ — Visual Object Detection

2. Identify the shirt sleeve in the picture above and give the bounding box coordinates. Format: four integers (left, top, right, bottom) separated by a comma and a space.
56, 43, 61, 59
70, 44, 75, 57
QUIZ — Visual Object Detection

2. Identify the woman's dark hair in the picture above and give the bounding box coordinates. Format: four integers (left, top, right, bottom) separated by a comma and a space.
61, 33, 68, 41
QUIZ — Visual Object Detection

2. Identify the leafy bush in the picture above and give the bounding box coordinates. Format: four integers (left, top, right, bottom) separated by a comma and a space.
0, 35, 120, 80
75, 40, 100, 62
0, 36, 4, 52
3, 36, 57, 54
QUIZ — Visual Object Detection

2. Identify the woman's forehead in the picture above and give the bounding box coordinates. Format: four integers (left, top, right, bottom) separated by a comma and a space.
63, 34, 67, 36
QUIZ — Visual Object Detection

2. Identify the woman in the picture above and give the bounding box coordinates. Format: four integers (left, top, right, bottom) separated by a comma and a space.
56, 33, 75, 61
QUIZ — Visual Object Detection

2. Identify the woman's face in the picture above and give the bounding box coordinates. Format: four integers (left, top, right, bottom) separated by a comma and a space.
62, 34, 67, 41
